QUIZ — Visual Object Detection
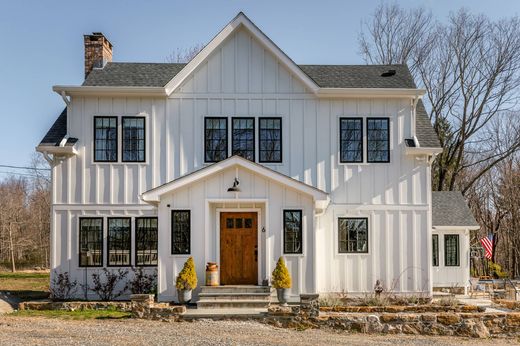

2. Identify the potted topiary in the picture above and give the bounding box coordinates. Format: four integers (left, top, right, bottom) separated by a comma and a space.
271, 257, 291, 306
176, 257, 198, 304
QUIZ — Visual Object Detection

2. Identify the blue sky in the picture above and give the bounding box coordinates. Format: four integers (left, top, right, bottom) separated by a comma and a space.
0, 0, 519, 171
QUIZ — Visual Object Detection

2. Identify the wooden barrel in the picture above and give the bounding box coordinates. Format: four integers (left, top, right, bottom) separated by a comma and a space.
205, 262, 219, 286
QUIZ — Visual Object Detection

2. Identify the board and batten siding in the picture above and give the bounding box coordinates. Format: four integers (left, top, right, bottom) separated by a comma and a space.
51, 26, 432, 296
156, 165, 314, 301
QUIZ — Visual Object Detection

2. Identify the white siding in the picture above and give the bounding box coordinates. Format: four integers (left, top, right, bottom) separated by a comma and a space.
432, 229, 470, 291
50, 26, 435, 298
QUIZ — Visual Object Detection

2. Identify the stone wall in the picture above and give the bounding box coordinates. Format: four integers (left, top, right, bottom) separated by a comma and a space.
266, 294, 520, 338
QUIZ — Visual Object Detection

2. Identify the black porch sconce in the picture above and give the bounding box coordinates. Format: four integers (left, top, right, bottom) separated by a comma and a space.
227, 177, 241, 192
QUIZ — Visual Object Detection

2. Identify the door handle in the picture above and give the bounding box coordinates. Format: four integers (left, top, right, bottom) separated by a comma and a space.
254, 245, 258, 262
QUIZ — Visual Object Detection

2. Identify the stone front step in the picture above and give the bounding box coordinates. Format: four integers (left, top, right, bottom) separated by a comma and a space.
199, 285, 271, 294
198, 292, 271, 301
197, 300, 270, 309
197, 285, 272, 309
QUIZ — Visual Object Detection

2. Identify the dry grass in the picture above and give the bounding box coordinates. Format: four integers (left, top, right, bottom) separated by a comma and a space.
0, 271, 49, 300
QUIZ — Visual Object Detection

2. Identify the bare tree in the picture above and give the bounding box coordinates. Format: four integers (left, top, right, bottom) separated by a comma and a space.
359, 5, 520, 193
166, 44, 204, 63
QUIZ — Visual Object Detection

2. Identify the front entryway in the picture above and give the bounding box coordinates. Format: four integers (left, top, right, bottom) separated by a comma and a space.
220, 212, 258, 285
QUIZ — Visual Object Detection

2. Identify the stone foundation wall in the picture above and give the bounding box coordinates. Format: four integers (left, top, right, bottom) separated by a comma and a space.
19, 301, 132, 312
266, 295, 520, 338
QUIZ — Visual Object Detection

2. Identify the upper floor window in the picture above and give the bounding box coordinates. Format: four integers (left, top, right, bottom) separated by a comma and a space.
259, 118, 282, 163
94, 117, 118, 162
340, 118, 363, 163
338, 217, 368, 253
444, 234, 460, 266
284, 210, 302, 254
107, 218, 131, 266
232, 118, 255, 161
79, 218, 103, 267
122, 117, 145, 162
205, 117, 228, 163
172, 210, 191, 255
135, 217, 158, 266
432, 234, 439, 267
367, 118, 390, 162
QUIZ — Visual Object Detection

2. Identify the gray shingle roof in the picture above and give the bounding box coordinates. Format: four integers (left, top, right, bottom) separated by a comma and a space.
432, 191, 479, 228
416, 100, 440, 148
39, 108, 67, 146
299, 64, 415, 89
83, 62, 186, 87
71, 62, 441, 149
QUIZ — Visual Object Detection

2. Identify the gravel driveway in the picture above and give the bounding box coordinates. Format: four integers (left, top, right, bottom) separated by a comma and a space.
0, 317, 518, 345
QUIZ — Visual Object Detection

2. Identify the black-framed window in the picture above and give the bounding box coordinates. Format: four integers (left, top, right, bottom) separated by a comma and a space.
340, 118, 363, 163
284, 210, 302, 254
204, 117, 228, 162
445, 234, 460, 266
232, 117, 255, 161
122, 117, 145, 162
259, 118, 282, 163
135, 217, 158, 266
338, 218, 368, 253
172, 210, 190, 255
367, 118, 390, 162
107, 218, 131, 266
79, 218, 103, 267
432, 234, 439, 267
94, 116, 118, 162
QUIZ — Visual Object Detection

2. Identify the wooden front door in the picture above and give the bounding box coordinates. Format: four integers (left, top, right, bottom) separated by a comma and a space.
220, 212, 258, 285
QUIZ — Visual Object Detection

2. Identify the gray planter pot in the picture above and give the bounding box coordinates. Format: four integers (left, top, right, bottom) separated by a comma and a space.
276, 288, 290, 306
177, 289, 192, 304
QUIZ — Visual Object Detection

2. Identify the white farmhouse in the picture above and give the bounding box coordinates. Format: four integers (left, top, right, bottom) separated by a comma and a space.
36, 13, 479, 305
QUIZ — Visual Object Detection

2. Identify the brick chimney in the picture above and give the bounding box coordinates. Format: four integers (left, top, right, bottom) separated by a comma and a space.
84, 32, 113, 78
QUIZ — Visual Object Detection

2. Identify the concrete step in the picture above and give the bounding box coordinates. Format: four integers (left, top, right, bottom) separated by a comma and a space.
198, 292, 271, 301
200, 285, 272, 294
196, 299, 270, 309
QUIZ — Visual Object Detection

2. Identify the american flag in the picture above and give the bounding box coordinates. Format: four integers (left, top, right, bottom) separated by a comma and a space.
480, 234, 494, 260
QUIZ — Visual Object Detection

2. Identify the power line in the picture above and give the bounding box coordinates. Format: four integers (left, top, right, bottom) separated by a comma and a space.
0, 164, 50, 171
0, 171, 43, 178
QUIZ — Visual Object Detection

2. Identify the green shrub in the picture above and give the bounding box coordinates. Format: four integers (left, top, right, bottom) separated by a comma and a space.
488, 261, 508, 278
271, 257, 291, 289
176, 257, 197, 290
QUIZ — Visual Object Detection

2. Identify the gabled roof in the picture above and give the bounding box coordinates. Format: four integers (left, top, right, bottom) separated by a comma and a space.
141, 155, 330, 208
163, 12, 319, 95
83, 63, 416, 89
432, 191, 479, 229
39, 108, 69, 146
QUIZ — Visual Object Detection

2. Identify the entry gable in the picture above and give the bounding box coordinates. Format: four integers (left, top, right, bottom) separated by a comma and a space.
164, 12, 319, 95
141, 156, 329, 208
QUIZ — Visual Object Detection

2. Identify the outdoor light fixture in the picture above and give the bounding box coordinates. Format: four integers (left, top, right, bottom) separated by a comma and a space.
227, 177, 241, 192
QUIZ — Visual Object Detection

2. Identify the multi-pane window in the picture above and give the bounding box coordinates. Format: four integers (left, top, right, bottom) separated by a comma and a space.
367, 118, 390, 162
445, 234, 460, 266
232, 118, 255, 161
338, 218, 368, 253
172, 210, 190, 254
340, 118, 363, 163
122, 117, 145, 162
94, 117, 118, 162
205, 117, 228, 162
79, 218, 103, 267
259, 118, 282, 163
432, 234, 439, 267
284, 210, 303, 254
107, 218, 131, 266
135, 218, 158, 266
